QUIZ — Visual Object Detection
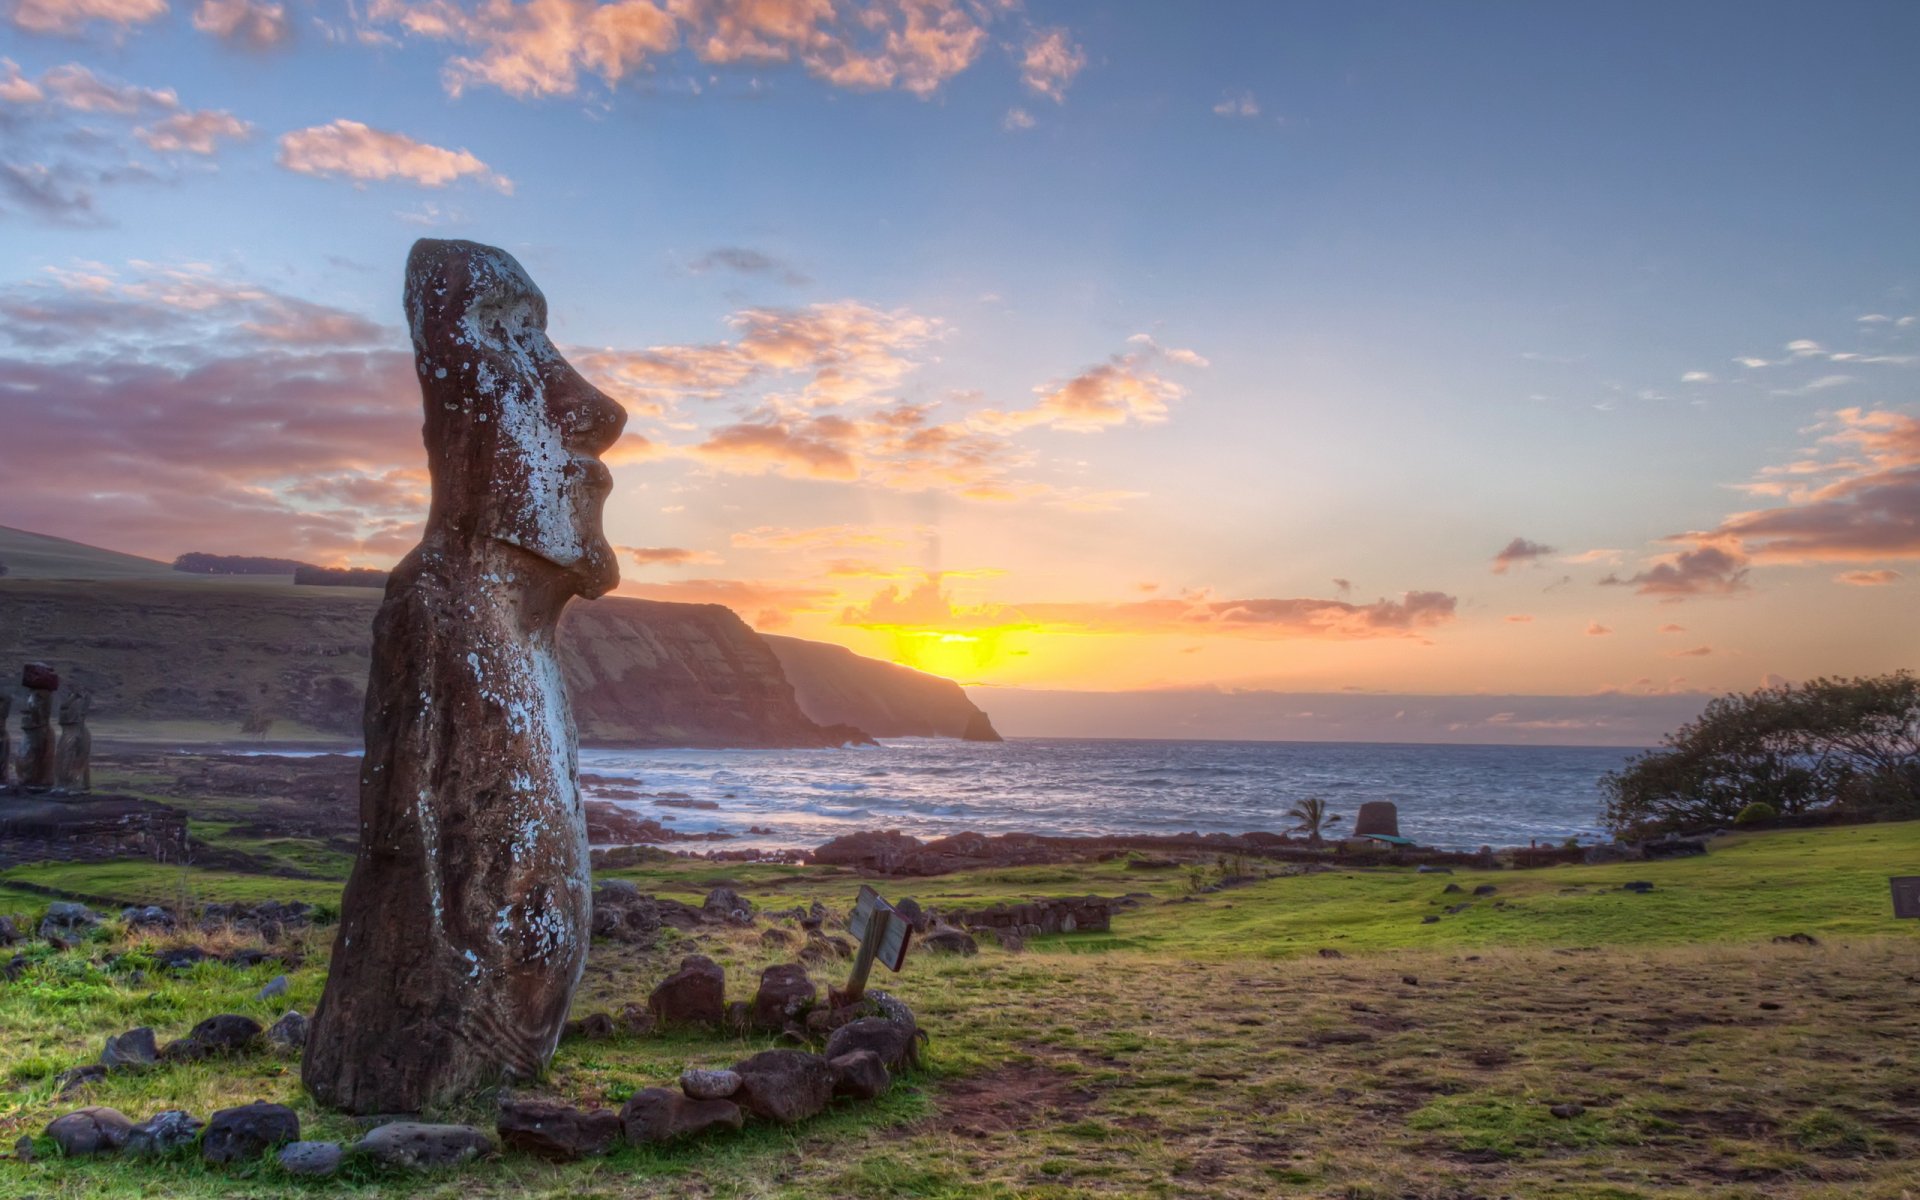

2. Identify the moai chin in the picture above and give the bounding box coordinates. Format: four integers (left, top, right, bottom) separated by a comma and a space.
18, 663, 58, 792
302, 240, 626, 1113
54, 690, 91, 794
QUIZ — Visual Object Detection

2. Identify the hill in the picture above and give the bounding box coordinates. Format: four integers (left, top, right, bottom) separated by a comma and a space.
764, 633, 1001, 740
0, 526, 176, 582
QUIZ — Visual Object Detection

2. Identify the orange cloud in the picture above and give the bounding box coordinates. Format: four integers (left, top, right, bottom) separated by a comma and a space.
975, 340, 1198, 433
1019, 26, 1083, 102
1601, 543, 1750, 598
277, 119, 512, 191
1585, 622, 1613, 636
624, 545, 722, 566
617, 576, 834, 628
1700, 409, 1920, 562
1491, 536, 1554, 574
1835, 568, 1901, 586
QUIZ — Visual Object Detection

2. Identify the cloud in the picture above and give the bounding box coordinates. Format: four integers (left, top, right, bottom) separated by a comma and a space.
276, 119, 513, 191
1018, 26, 1083, 102
686, 246, 807, 286
1560, 548, 1622, 565
40, 62, 175, 111
730, 523, 912, 552
1600, 544, 1750, 598
1681, 370, 1715, 383
1001, 106, 1034, 131
1835, 568, 1901, 586
5, 0, 166, 35
973, 338, 1199, 433
1505, 614, 1532, 623
1671, 645, 1714, 658
624, 545, 722, 566
1212, 90, 1258, 118
192, 0, 289, 48
368, 0, 1006, 100
1491, 536, 1555, 574
136, 109, 253, 153
616, 576, 834, 628
1585, 622, 1612, 636
1658, 623, 1685, 633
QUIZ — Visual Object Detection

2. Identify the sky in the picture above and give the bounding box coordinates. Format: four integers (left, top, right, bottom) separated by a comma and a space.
1, 0, 1917, 741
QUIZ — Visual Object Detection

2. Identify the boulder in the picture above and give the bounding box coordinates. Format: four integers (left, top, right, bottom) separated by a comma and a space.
278, 1140, 344, 1177
619, 1088, 743, 1144
614, 1003, 656, 1035
1352, 801, 1400, 839
155, 945, 211, 971
751, 963, 817, 1031
679, 1068, 741, 1101
828, 1050, 890, 1100
809, 830, 925, 874
824, 1017, 921, 1072
100, 1026, 158, 1069
563, 1011, 616, 1040
1621, 880, 1655, 894
45, 1106, 132, 1156
0, 915, 18, 945
55, 1065, 108, 1095
760, 927, 795, 949
920, 927, 978, 956
163, 1014, 263, 1061
39, 902, 101, 943
257, 974, 289, 1000
354, 1122, 494, 1171
1472, 884, 1497, 896
730, 1049, 834, 1124
703, 886, 753, 919
647, 954, 725, 1027
202, 1102, 300, 1164
120, 906, 176, 932
266, 1010, 310, 1050
126, 1110, 203, 1157
496, 1099, 622, 1161
892, 896, 927, 932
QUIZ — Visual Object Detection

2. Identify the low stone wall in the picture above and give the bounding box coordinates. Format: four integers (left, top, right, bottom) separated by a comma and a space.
0, 795, 189, 869
938, 895, 1113, 936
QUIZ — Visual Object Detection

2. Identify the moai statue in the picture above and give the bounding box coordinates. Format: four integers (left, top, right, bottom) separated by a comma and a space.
55, 690, 91, 794
0, 693, 11, 790
18, 663, 58, 792
303, 240, 626, 1114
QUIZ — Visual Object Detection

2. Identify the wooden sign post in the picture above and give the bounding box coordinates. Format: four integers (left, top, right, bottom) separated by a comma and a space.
839, 884, 912, 1006
1891, 876, 1920, 919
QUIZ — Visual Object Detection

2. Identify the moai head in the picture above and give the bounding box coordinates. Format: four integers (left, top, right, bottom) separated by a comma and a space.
59, 691, 89, 724
403, 239, 627, 600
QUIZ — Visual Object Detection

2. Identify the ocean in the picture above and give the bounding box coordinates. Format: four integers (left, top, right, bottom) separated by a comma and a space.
579, 737, 1642, 852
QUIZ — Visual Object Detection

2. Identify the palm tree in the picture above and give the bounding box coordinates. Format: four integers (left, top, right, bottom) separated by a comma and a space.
1285, 797, 1343, 848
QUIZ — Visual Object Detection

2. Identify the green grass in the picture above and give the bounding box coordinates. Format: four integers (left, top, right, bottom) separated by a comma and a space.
2, 822, 1919, 1198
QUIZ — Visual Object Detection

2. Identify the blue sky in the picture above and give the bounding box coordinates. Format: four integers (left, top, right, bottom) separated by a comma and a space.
2, 0, 1917, 724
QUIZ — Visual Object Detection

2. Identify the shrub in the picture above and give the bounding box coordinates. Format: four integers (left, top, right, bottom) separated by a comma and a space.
1602, 672, 1920, 837
1733, 801, 1778, 827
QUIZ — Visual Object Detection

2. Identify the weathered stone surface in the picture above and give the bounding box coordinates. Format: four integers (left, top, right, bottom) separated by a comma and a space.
46, 1106, 132, 1156
54, 1065, 107, 1095
39, 901, 100, 942
354, 1122, 494, 1171
202, 1102, 299, 1164
496, 1099, 621, 1161
18, 664, 57, 791
619, 1088, 743, 1144
1352, 801, 1400, 839
829, 1050, 890, 1100
257, 974, 288, 1000
163, 1014, 262, 1061
824, 1017, 921, 1072
54, 690, 91, 793
751, 963, 816, 1031
563, 1011, 615, 1040
679, 1068, 741, 1101
121, 905, 175, 931
126, 1110, 203, 1157
304, 240, 626, 1114
278, 1140, 344, 1176
100, 1027, 157, 1069
920, 927, 978, 956
703, 886, 752, 919
648, 954, 725, 1027
730, 1049, 834, 1125
266, 1010, 309, 1049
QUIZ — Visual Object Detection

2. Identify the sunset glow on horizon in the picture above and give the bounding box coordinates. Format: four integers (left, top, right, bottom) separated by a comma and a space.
2, 1, 1916, 713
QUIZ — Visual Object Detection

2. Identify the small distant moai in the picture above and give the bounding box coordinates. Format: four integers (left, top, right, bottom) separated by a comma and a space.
55, 690, 91, 794
18, 663, 58, 792
1352, 800, 1400, 839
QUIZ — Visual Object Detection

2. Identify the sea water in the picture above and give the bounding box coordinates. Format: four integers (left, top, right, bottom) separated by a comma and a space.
578, 737, 1641, 852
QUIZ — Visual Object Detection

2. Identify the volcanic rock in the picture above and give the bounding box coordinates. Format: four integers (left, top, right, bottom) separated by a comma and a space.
354, 1122, 494, 1171
648, 954, 725, 1027
619, 1088, 744, 1144
496, 1099, 622, 1161
126, 1109, 203, 1157
680, 1068, 741, 1101
730, 1049, 835, 1125
829, 1050, 890, 1100
278, 1141, 344, 1176
202, 1102, 299, 1164
163, 1014, 262, 1061
751, 963, 817, 1031
45, 1107, 132, 1156
824, 1017, 921, 1072
100, 1026, 158, 1069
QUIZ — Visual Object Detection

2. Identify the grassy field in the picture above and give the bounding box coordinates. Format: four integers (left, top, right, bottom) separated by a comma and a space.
2, 820, 1918, 1198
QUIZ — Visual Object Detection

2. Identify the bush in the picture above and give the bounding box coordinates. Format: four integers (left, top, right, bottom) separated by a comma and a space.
1733, 801, 1778, 827
1603, 672, 1920, 837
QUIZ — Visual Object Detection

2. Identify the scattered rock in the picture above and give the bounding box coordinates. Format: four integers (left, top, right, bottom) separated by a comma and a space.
45, 1106, 132, 1156
1759, 1000, 1783, 1010
828, 1050, 890, 1100
1416, 865, 1453, 874
760, 927, 795, 949
278, 1140, 344, 1177
0, 915, 18, 945
731, 1049, 834, 1124
619, 1088, 743, 1144
1317, 948, 1344, 959
1401, 975, 1419, 987
163, 1014, 263, 1061
1442, 883, 1464, 894
1550, 1103, 1586, 1120
354, 1122, 494, 1171
615, 1003, 656, 1036
648, 954, 725, 1028
1420, 915, 1440, 924
14, 1134, 33, 1161
266, 1010, 309, 1050
1621, 881, 1655, 894
55, 1065, 108, 1095
120, 905, 176, 932
126, 1110, 203, 1157
1772, 932, 1818, 946
680, 1068, 742, 1101
154, 946, 211, 971
892, 896, 927, 931
1472, 884, 1497, 896
100, 1027, 158, 1070
256, 974, 289, 1001
824, 1017, 921, 1073
920, 927, 978, 956
752, 963, 817, 1031
39, 902, 101, 943
702, 886, 753, 920
202, 1102, 300, 1164
496, 1100, 621, 1161
563, 1011, 616, 1040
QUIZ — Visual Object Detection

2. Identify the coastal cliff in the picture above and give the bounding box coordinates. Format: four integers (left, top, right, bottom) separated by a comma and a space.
764, 634, 1002, 741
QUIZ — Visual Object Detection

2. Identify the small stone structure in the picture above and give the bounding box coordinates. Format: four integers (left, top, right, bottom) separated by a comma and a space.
304, 239, 628, 1114
18, 663, 57, 792
55, 691, 90, 794
1352, 801, 1400, 839
940, 895, 1113, 937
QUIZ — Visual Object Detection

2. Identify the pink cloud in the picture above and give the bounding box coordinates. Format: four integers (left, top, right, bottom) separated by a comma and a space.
1019, 26, 1084, 102
192, 0, 289, 48
1835, 568, 1901, 586
277, 119, 513, 192
1600, 543, 1750, 598
5, 0, 167, 35
1491, 536, 1554, 574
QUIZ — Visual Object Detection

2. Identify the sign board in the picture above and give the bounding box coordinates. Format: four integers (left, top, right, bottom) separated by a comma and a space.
1892, 876, 1920, 919
849, 884, 911, 972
